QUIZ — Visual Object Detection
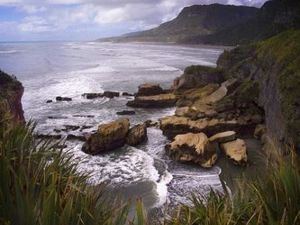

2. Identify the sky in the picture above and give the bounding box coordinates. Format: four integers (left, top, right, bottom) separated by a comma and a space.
0, 0, 267, 42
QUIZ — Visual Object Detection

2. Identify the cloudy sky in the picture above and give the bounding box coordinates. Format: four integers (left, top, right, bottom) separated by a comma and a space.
0, 0, 267, 42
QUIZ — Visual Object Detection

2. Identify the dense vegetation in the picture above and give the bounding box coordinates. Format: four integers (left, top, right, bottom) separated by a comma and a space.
0, 116, 146, 225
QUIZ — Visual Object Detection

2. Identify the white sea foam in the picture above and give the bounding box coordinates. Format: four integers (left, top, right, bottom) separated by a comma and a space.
0, 50, 19, 54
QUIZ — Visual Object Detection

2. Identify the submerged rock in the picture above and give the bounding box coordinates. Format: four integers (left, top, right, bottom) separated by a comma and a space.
103, 91, 120, 98
136, 83, 164, 96
116, 110, 136, 115
127, 93, 177, 108
220, 139, 247, 165
46, 100, 53, 103
166, 132, 217, 168
126, 123, 147, 146
82, 118, 130, 155
82, 91, 120, 99
56, 96, 72, 102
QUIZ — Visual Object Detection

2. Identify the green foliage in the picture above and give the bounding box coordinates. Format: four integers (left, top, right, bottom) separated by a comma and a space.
257, 29, 300, 146
165, 152, 300, 225
0, 117, 138, 225
184, 65, 221, 75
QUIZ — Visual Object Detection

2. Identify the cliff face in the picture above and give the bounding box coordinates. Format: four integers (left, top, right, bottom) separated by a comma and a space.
99, 0, 300, 46
217, 30, 300, 149
0, 70, 24, 123
99, 4, 258, 43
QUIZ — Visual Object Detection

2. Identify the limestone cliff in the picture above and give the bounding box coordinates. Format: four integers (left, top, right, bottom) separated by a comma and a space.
0, 70, 24, 123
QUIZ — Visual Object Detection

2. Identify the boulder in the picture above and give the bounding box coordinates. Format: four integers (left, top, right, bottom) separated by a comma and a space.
46, 100, 53, 103
127, 93, 177, 108
56, 96, 72, 101
209, 131, 236, 143
82, 118, 130, 155
165, 133, 217, 168
116, 110, 136, 115
136, 83, 164, 96
220, 139, 247, 165
82, 93, 103, 99
126, 124, 147, 146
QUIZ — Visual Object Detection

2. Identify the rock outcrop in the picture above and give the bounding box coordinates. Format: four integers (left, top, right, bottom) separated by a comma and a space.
127, 93, 177, 108
217, 30, 300, 150
82, 118, 130, 155
116, 110, 136, 115
172, 66, 224, 90
56, 96, 72, 101
126, 123, 147, 146
220, 139, 247, 165
136, 83, 164, 96
159, 116, 258, 139
82, 91, 120, 99
0, 70, 24, 123
166, 132, 217, 168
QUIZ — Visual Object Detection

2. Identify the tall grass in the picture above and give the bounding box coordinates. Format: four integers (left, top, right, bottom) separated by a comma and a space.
0, 116, 148, 225
166, 148, 300, 225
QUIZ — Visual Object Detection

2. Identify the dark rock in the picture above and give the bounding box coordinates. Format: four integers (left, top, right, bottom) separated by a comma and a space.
56, 96, 72, 101
126, 124, 147, 146
48, 116, 68, 119
82, 93, 103, 99
73, 115, 95, 118
82, 118, 130, 155
46, 100, 53, 103
0, 70, 24, 123
136, 83, 164, 96
36, 134, 62, 140
103, 91, 120, 98
80, 125, 93, 131
116, 110, 136, 115
64, 125, 80, 131
145, 120, 159, 128
122, 92, 134, 97
67, 134, 86, 142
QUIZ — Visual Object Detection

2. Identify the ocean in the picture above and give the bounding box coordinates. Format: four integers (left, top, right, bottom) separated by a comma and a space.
0, 41, 244, 214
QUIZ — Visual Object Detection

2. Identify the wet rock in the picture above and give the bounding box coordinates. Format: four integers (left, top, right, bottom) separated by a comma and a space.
48, 116, 68, 119
56, 96, 72, 101
36, 134, 62, 140
80, 125, 93, 131
73, 115, 95, 118
209, 131, 236, 143
220, 139, 247, 165
82, 93, 103, 99
67, 134, 86, 142
103, 91, 120, 98
127, 93, 177, 108
82, 118, 130, 155
64, 125, 80, 131
136, 83, 164, 96
46, 100, 53, 103
126, 123, 147, 146
116, 110, 136, 115
145, 120, 159, 128
122, 92, 134, 97
165, 132, 217, 168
